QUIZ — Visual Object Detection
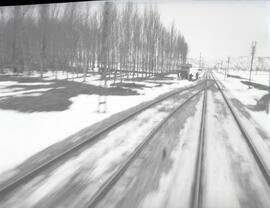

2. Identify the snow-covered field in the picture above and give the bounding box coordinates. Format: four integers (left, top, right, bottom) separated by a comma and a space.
0, 83, 202, 208
0, 72, 194, 177
214, 70, 270, 139
79, 85, 204, 208
217, 69, 269, 86
204, 85, 270, 208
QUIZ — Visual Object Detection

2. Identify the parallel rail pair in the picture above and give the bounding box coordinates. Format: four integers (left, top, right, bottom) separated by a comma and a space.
191, 71, 270, 208
3, 71, 268, 208
0, 79, 207, 204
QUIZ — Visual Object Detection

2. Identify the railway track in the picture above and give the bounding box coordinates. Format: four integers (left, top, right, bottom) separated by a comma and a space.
190, 73, 208, 208
0, 78, 207, 201
5, 71, 268, 208
86, 78, 213, 208
211, 72, 270, 187
86, 71, 270, 208
190, 70, 270, 208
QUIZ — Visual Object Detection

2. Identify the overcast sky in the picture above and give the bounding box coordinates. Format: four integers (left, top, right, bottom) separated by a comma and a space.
28, 0, 270, 61
151, 0, 270, 60
21, 0, 270, 62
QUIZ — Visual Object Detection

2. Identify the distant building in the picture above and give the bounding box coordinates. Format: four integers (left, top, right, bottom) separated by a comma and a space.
179, 63, 192, 79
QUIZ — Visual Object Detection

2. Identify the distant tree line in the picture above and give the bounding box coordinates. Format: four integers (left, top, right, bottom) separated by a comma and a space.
0, 2, 188, 81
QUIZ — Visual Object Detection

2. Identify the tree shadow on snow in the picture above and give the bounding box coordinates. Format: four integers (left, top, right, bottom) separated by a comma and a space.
0, 75, 139, 112
241, 80, 269, 91
238, 80, 270, 112
227, 74, 249, 80
131, 76, 175, 82
230, 98, 251, 119
227, 97, 269, 142
246, 93, 270, 112
110, 82, 152, 89
0, 74, 55, 83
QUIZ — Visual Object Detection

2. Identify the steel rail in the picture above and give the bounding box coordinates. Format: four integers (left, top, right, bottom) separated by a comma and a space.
211, 72, 270, 187
87, 81, 214, 208
190, 74, 208, 208
0, 81, 205, 199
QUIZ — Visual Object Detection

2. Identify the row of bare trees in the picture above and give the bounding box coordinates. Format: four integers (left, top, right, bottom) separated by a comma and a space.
0, 2, 188, 81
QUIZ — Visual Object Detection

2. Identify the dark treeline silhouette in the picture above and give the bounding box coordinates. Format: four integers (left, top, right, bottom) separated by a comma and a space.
0, 2, 188, 82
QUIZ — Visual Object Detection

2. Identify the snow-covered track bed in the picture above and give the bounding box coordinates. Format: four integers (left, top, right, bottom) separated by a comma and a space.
86, 81, 212, 208
212, 73, 270, 187
200, 72, 270, 207
0, 81, 206, 207
190, 76, 208, 208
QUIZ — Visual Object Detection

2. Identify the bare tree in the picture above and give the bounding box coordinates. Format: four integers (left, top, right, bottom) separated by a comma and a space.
0, 2, 189, 80
0, 8, 5, 73
38, 4, 49, 77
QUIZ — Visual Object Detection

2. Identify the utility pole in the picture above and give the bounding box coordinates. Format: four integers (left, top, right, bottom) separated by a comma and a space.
267, 66, 270, 114
224, 59, 226, 80
202, 57, 204, 69
227, 56, 230, 77
248, 41, 256, 89
220, 60, 226, 80
199, 52, 202, 69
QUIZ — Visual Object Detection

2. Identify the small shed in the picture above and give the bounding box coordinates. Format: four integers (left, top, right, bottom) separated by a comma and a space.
179, 63, 192, 79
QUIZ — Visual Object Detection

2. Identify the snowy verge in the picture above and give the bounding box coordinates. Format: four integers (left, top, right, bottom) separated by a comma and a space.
214, 71, 270, 138
0, 73, 195, 178
213, 71, 270, 171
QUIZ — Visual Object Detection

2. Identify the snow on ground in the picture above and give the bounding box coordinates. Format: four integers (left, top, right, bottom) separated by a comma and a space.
0, 72, 194, 176
204, 87, 270, 208
213, 70, 270, 176
0, 90, 195, 207
213, 70, 270, 139
0, 88, 54, 97
205, 89, 241, 208
217, 69, 269, 86
139, 94, 203, 208
91, 90, 203, 208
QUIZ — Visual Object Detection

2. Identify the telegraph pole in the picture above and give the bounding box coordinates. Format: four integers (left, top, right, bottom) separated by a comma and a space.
227, 57, 230, 77
248, 41, 256, 89
224, 59, 226, 80
202, 57, 204, 69
266, 68, 270, 114
220, 61, 226, 80
199, 52, 202, 69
